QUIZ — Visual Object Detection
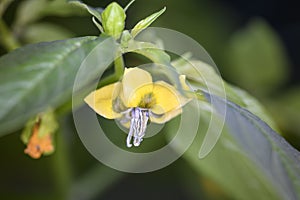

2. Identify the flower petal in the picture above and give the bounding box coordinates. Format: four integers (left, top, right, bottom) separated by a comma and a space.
24, 122, 54, 159
149, 79, 192, 123
126, 84, 154, 108
150, 107, 182, 124
122, 68, 153, 107
150, 81, 182, 114
84, 82, 121, 119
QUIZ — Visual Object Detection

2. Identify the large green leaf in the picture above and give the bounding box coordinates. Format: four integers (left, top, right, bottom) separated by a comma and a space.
0, 36, 117, 135
169, 56, 300, 199
166, 92, 300, 200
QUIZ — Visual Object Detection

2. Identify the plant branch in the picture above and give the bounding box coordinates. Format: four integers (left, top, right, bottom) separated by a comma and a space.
98, 52, 124, 87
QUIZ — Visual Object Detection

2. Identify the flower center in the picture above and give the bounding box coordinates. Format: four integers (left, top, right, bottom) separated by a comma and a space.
139, 92, 156, 108
126, 107, 149, 147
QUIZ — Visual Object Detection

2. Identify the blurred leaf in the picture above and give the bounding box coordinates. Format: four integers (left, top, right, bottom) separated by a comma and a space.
22, 23, 76, 44
173, 59, 279, 132
131, 7, 166, 38
68, 0, 103, 22
225, 19, 289, 96
0, 15, 21, 51
40, 0, 87, 17
170, 57, 300, 199
14, 0, 86, 27
14, 0, 46, 27
0, 0, 13, 17
166, 92, 300, 200
0, 36, 117, 135
269, 87, 300, 136
68, 0, 104, 33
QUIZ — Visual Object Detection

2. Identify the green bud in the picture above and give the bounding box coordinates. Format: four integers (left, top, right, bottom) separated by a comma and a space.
101, 2, 126, 39
120, 30, 132, 48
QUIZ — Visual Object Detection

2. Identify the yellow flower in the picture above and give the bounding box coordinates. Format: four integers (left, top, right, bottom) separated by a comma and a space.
85, 67, 190, 147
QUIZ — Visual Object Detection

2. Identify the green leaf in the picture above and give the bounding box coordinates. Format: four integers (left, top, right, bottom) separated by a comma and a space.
131, 7, 166, 38
225, 19, 289, 96
22, 23, 76, 44
0, 0, 13, 17
68, 0, 103, 22
172, 59, 278, 132
124, 0, 135, 12
13, 0, 46, 27
42, 0, 88, 17
14, 0, 87, 27
37, 109, 59, 138
101, 2, 126, 39
269, 87, 300, 136
0, 36, 117, 136
166, 92, 300, 200
20, 117, 37, 144
124, 40, 170, 64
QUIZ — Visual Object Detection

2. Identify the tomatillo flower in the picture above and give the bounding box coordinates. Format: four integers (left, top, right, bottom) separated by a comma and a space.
84, 67, 190, 147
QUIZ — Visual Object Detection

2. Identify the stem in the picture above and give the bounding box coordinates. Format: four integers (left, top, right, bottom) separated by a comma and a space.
69, 164, 124, 200
114, 52, 125, 77
98, 52, 125, 87
52, 130, 72, 199
0, 18, 20, 51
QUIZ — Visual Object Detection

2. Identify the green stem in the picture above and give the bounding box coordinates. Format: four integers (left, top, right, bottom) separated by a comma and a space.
114, 53, 125, 77
52, 130, 72, 199
69, 164, 124, 200
98, 52, 125, 87
0, 18, 20, 52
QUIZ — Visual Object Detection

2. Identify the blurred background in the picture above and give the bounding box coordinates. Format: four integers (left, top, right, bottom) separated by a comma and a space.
0, 0, 299, 199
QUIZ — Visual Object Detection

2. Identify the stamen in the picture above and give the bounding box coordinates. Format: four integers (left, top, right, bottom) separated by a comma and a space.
126, 108, 149, 148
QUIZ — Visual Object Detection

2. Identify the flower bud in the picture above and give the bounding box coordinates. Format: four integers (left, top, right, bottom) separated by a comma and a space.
101, 2, 126, 39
